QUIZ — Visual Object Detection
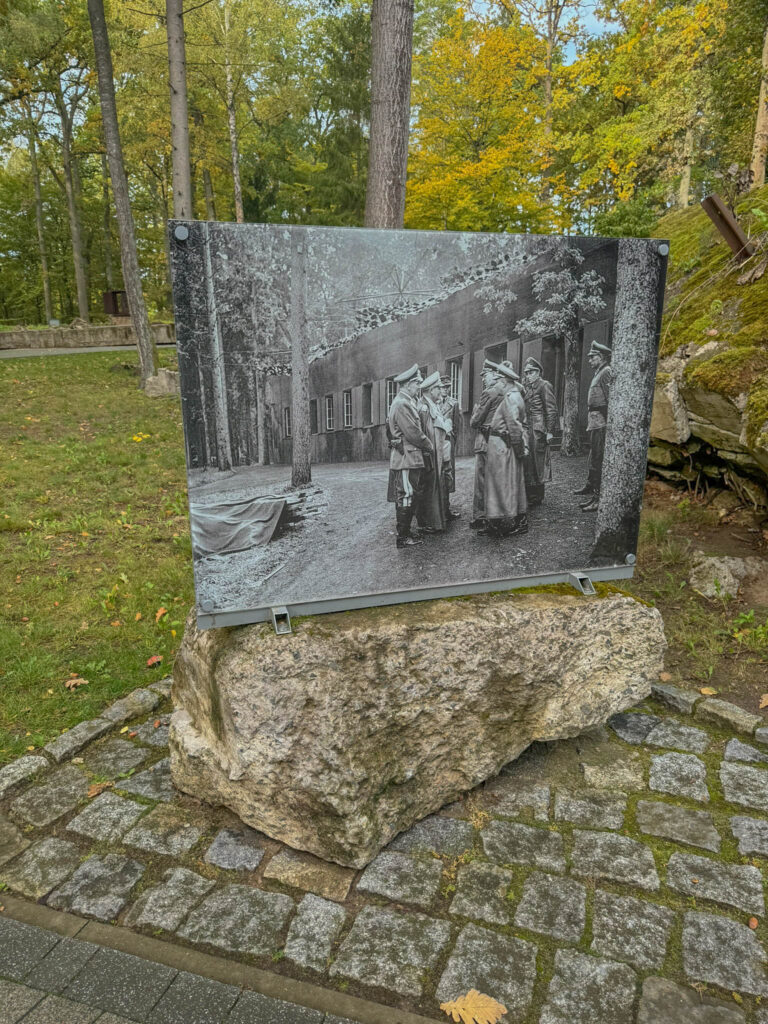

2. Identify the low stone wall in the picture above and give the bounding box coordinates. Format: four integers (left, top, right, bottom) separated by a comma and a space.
0, 322, 175, 350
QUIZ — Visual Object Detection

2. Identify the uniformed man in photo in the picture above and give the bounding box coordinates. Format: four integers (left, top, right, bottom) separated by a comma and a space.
482, 362, 528, 537
439, 374, 461, 518
386, 364, 434, 547
469, 360, 506, 529
417, 371, 450, 532
575, 341, 613, 512
522, 357, 558, 507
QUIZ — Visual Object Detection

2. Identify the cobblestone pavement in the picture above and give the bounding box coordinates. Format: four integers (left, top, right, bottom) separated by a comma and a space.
4, 677, 768, 1022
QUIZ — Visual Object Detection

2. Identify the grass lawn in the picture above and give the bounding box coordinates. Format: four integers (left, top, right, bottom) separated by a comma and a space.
1, 350, 767, 766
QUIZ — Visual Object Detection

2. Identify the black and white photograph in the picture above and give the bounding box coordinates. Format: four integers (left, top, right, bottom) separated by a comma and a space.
169, 222, 667, 623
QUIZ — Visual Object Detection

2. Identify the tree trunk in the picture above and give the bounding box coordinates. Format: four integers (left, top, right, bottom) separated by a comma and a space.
54, 79, 90, 321
256, 371, 268, 464
101, 153, 114, 290
290, 230, 312, 486
223, 1, 244, 223
750, 19, 768, 190
592, 238, 666, 560
202, 221, 233, 469
560, 319, 582, 456
364, 0, 414, 228
87, 0, 158, 384
23, 102, 53, 323
678, 125, 694, 207
166, 0, 193, 219
203, 165, 217, 220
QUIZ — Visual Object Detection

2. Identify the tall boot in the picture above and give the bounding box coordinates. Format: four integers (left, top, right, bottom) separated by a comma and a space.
396, 507, 421, 547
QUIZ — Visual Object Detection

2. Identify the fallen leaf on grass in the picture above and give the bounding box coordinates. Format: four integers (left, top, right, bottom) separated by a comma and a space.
658, 672, 672, 683
155, 607, 167, 623
135, 612, 142, 621
699, 687, 718, 696
440, 990, 507, 1024
64, 676, 89, 691
146, 655, 163, 667
87, 781, 113, 798
760, 695, 768, 710
110, 620, 121, 628
749, 917, 759, 929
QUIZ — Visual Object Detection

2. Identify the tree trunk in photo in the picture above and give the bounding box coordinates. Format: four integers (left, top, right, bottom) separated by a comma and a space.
678, 125, 694, 207
23, 103, 53, 323
166, 0, 193, 219
560, 320, 582, 456
202, 221, 233, 469
54, 79, 90, 321
256, 371, 268, 464
101, 153, 114, 290
750, 19, 768, 190
592, 238, 665, 560
87, 0, 158, 384
364, 0, 414, 228
223, 1, 244, 223
290, 230, 312, 487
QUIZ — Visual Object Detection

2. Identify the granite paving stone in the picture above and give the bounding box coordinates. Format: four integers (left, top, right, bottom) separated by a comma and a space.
637, 977, 744, 1024
177, 884, 294, 955
116, 758, 174, 802
666, 852, 765, 914
47, 854, 145, 920
124, 867, 215, 931
481, 820, 566, 872
261, 848, 355, 902
356, 850, 443, 908
649, 752, 709, 801
644, 719, 710, 753
148, 677, 173, 698
123, 805, 202, 856
590, 890, 675, 969
134, 715, 170, 748
23, 938, 99, 994
682, 911, 768, 995
570, 830, 660, 890
0, 838, 81, 898
83, 739, 149, 777
731, 815, 768, 855
330, 905, 451, 998
101, 688, 161, 724
227, 991, 323, 1024
636, 800, 721, 852
0, 812, 29, 866
696, 698, 762, 735
480, 778, 550, 821
283, 893, 346, 972
608, 712, 660, 744
513, 872, 586, 942
581, 757, 644, 791
651, 682, 701, 715
10, 765, 89, 827
724, 738, 768, 764
150, 971, 239, 1024
553, 789, 626, 829
435, 923, 537, 1023
64, 946, 176, 1021
204, 826, 265, 872
720, 762, 768, 811
449, 862, 515, 925
389, 814, 475, 855
44, 719, 112, 763
540, 949, 636, 1024
0, 917, 60, 981
67, 792, 147, 842
19, 994, 102, 1024
756, 726, 768, 745
0, 979, 43, 1023
0, 756, 49, 799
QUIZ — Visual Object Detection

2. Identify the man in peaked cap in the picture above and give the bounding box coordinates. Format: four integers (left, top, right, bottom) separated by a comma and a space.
522, 357, 558, 507
575, 341, 613, 513
386, 364, 434, 547
482, 361, 528, 536
469, 359, 506, 529
416, 371, 450, 532
439, 374, 461, 518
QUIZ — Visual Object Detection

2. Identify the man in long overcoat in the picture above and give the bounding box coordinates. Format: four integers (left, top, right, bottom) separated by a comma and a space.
469, 360, 506, 529
439, 374, 461, 518
522, 357, 558, 506
416, 371, 450, 533
386, 364, 434, 547
575, 341, 613, 512
482, 362, 528, 537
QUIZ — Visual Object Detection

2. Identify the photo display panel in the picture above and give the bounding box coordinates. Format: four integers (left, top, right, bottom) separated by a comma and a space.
169, 222, 667, 628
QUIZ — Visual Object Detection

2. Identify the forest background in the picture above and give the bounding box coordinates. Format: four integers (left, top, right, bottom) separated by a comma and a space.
1, 0, 766, 328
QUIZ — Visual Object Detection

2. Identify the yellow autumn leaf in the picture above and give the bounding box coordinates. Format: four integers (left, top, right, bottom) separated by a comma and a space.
759, 694, 768, 710
440, 990, 507, 1024
700, 687, 718, 696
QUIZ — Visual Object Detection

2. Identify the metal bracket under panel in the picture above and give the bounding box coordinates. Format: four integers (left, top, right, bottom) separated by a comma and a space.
270, 606, 292, 635
568, 572, 597, 596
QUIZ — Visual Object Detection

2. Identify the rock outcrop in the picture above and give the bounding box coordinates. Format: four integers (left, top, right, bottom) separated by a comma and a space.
170, 591, 665, 868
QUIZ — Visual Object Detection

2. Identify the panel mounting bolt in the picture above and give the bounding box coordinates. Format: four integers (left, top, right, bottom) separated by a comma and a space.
174, 225, 190, 242
657, 243, 669, 257
625, 553, 637, 565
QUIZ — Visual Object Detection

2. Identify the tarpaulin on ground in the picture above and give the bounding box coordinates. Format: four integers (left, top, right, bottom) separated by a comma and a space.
190, 495, 286, 555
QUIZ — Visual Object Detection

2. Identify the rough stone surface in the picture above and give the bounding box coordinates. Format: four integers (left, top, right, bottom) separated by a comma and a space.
637, 977, 745, 1024
262, 848, 354, 902
540, 949, 636, 1024
581, 756, 644, 791
449, 862, 515, 925
651, 683, 700, 715
124, 867, 215, 932
330, 905, 451, 998
24, 937, 99, 994
689, 552, 763, 599
10, 765, 89, 826
356, 850, 443, 909
513, 872, 586, 942
608, 712, 660, 744
731, 814, 768, 855
0, 838, 81, 898
170, 595, 664, 866
123, 805, 201, 856
636, 800, 720, 852
696, 698, 762, 735
724, 738, 768, 763
644, 719, 710, 753
755, 726, 768, 745
204, 826, 265, 872
389, 814, 475, 855
47, 854, 145, 920
0, 756, 49, 798
553, 789, 626, 829
63, 947, 175, 1020
134, 716, 170, 748
666, 852, 765, 914
177, 884, 294, 954
116, 758, 174, 802
480, 777, 550, 821
481, 820, 566, 872
0, 812, 29, 866
83, 739, 149, 777
20, 994, 101, 1024
67, 792, 146, 842
435, 923, 537, 1022
649, 752, 709, 801
149, 677, 173, 697
101, 688, 161, 724
683, 911, 768, 995
228, 991, 323, 1024
44, 719, 111, 763
0, 979, 44, 1021
151, 972, 239, 1024
721, 762, 768, 810
0, 916, 59, 980
590, 890, 675, 969
570, 830, 660, 890
284, 893, 346, 972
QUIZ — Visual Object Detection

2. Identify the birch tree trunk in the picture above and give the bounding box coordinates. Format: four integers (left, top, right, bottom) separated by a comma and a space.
101, 154, 114, 290
223, 1, 244, 223
750, 19, 768, 190
54, 79, 90, 321
203, 166, 217, 220
364, 0, 414, 228
561, 318, 582, 456
202, 222, 232, 469
290, 229, 312, 486
592, 238, 666, 560
166, 0, 193, 218
23, 102, 53, 323
87, 0, 158, 385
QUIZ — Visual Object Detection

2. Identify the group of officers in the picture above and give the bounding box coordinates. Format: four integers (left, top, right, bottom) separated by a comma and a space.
385, 340, 613, 549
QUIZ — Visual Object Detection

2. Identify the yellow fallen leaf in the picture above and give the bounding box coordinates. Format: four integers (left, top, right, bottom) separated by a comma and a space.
135, 612, 142, 621
87, 781, 113, 799
120, 726, 129, 734
440, 990, 508, 1024
760, 695, 768, 710
699, 687, 718, 696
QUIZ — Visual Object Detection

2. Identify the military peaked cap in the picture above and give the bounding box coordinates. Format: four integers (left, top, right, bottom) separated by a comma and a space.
588, 341, 612, 360
393, 363, 422, 384
439, 375, 451, 385
524, 357, 543, 374
482, 359, 501, 374
420, 370, 442, 391
496, 362, 521, 382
